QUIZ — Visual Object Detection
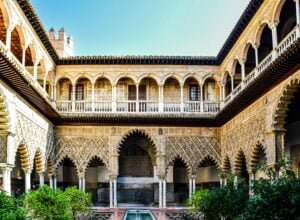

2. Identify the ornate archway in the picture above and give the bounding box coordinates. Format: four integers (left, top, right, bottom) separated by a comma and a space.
117, 129, 157, 204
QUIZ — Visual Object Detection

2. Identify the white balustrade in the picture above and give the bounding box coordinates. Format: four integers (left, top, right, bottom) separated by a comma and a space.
94, 101, 112, 112
75, 101, 92, 113
224, 95, 232, 105
276, 25, 298, 56
257, 53, 272, 75
117, 101, 137, 112
184, 101, 202, 112
203, 102, 220, 113
139, 101, 159, 112
56, 101, 72, 113
232, 84, 242, 96
244, 69, 256, 87
163, 102, 181, 112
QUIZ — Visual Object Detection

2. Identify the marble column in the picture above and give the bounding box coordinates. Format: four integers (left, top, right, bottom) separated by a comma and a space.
158, 179, 163, 208
24, 169, 31, 192
3, 166, 12, 195
39, 173, 44, 186
113, 179, 117, 208
109, 179, 113, 208
162, 179, 166, 208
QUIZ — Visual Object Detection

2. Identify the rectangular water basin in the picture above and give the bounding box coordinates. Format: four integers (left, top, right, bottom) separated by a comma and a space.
123, 210, 156, 220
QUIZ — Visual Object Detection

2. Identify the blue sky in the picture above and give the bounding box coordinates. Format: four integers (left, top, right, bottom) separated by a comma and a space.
31, 0, 249, 56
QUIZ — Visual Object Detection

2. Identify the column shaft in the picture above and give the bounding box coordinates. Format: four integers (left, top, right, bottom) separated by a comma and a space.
180, 85, 184, 112
189, 178, 192, 199
25, 170, 31, 192
6, 27, 12, 50
39, 173, 44, 186
158, 179, 162, 208
54, 177, 57, 190
49, 176, 53, 188
113, 179, 117, 207
295, 0, 300, 25
112, 86, 117, 112
162, 180, 166, 208
3, 167, 12, 195
109, 180, 113, 208
159, 86, 164, 112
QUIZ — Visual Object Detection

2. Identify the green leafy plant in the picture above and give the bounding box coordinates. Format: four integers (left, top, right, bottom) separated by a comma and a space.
240, 159, 300, 220
0, 190, 25, 220
198, 178, 249, 220
187, 189, 209, 213
63, 187, 92, 218
23, 185, 71, 220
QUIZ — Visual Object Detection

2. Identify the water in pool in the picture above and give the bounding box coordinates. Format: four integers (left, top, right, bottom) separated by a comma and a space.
123, 210, 156, 220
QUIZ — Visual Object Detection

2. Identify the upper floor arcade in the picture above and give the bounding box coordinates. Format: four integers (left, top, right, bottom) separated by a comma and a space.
0, 0, 299, 121
55, 66, 221, 114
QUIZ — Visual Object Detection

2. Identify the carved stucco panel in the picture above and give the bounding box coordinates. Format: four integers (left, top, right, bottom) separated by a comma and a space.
55, 136, 109, 176
165, 136, 221, 175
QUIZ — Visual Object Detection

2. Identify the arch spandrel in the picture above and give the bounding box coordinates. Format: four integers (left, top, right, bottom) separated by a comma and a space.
165, 135, 221, 176
55, 136, 109, 174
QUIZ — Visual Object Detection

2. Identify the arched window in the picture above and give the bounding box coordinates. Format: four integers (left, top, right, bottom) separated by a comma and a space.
277, 0, 297, 43
244, 44, 256, 75
257, 24, 273, 63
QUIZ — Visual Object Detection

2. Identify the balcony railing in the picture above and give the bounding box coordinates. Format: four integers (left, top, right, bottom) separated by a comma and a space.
56, 100, 220, 114
224, 24, 300, 106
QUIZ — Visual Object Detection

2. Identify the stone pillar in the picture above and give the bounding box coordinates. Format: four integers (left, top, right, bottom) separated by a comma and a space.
180, 84, 184, 112
220, 85, 224, 101
234, 175, 238, 189
22, 46, 26, 66
78, 176, 82, 190
241, 60, 245, 81
109, 179, 113, 208
24, 169, 31, 192
295, 0, 300, 25
6, 25, 13, 50
112, 86, 117, 112
249, 173, 255, 196
39, 173, 44, 186
91, 83, 95, 112
82, 177, 86, 192
192, 177, 196, 193
53, 176, 57, 191
113, 178, 117, 207
159, 85, 164, 112
230, 75, 234, 91
72, 83, 76, 112
254, 45, 259, 66
162, 179, 167, 208
136, 83, 139, 112
271, 24, 278, 49
200, 85, 204, 112
189, 177, 192, 199
49, 175, 53, 188
3, 166, 12, 195
158, 179, 162, 208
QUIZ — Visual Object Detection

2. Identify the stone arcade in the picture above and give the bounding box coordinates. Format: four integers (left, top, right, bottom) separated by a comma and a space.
0, 0, 300, 208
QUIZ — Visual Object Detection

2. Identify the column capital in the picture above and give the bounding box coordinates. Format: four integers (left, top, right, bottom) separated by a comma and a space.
22, 168, 32, 174
109, 174, 118, 180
